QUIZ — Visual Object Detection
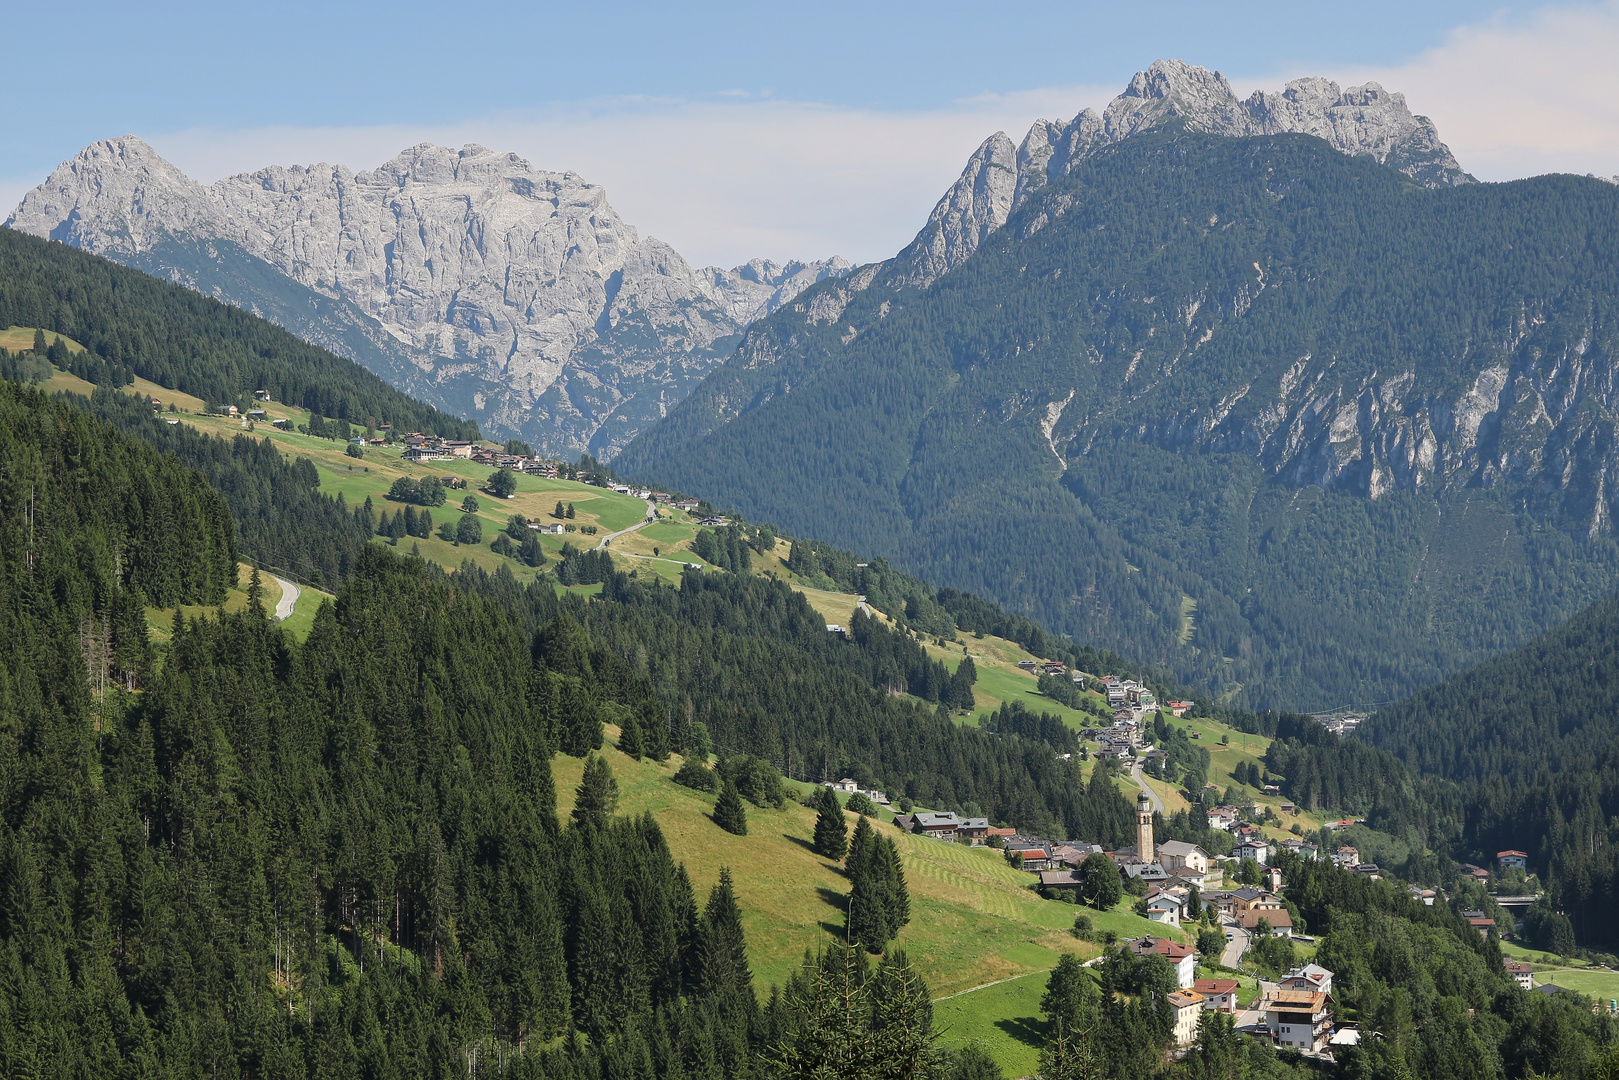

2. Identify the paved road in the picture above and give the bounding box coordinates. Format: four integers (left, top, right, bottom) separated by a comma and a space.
595, 498, 657, 551
1132, 760, 1167, 815
1219, 917, 1250, 969
269, 574, 300, 621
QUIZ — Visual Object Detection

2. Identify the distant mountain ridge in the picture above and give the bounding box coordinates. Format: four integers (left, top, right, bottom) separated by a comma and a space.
906, 58, 1472, 287
6, 137, 847, 457
618, 69, 1619, 712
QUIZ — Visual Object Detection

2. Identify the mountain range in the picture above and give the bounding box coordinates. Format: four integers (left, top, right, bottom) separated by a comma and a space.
14, 58, 1619, 712
617, 61, 1619, 710
5, 138, 846, 457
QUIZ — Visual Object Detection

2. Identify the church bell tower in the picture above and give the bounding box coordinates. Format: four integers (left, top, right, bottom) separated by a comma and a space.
1137, 790, 1154, 860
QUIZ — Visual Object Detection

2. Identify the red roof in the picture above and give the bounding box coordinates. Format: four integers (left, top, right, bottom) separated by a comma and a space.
1497, 850, 1528, 858
1195, 979, 1241, 994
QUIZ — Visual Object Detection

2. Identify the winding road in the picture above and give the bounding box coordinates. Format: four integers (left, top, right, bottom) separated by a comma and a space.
269, 573, 300, 621
1132, 759, 1167, 815
1220, 918, 1251, 968
595, 498, 657, 551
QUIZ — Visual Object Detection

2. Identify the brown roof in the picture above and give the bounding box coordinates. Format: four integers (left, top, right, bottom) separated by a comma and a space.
1504, 960, 1533, 973
1167, 990, 1205, 1008
986, 827, 1016, 837
1268, 990, 1327, 1010
1238, 909, 1293, 929
1195, 979, 1241, 994
1130, 936, 1194, 960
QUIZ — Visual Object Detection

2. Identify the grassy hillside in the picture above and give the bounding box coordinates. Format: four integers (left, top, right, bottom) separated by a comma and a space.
552, 735, 1178, 998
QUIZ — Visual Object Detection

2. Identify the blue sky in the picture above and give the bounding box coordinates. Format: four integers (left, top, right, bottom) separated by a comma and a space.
8, 1, 1619, 265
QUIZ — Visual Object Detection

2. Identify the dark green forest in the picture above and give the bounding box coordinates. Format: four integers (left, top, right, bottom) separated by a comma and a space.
619, 128, 1619, 710
0, 228, 477, 438
0, 373, 1156, 1075
8, 195, 1619, 1074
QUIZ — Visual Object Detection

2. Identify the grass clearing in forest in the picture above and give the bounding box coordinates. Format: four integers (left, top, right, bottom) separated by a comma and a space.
0, 326, 88, 353
932, 970, 1054, 1079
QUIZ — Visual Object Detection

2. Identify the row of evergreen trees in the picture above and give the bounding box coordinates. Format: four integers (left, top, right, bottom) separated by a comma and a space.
0, 227, 477, 437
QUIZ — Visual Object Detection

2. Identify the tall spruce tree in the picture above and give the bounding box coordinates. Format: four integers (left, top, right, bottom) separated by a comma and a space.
847, 815, 876, 882
813, 786, 849, 861
572, 753, 619, 829
714, 778, 748, 836
619, 709, 645, 760
947, 655, 978, 711
876, 837, 910, 939
641, 700, 669, 762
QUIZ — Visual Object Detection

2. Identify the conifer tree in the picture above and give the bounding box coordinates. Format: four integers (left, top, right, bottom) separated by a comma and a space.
566, 503, 576, 519
812, 786, 848, 861
555, 500, 566, 519
870, 950, 943, 1078
558, 679, 603, 756
619, 709, 645, 760
1041, 954, 1099, 1035
876, 837, 910, 937
571, 753, 619, 829
947, 655, 978, 711
847, 815, 876, 882
714, 778, 748, 835
641, 700, 669, 762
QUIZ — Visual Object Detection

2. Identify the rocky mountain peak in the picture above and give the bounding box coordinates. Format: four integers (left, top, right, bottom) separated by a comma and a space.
903, 59, 1472, 286
7, 139, 844, 457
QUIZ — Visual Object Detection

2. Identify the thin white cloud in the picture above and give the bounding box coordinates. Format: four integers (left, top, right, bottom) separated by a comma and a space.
120, 86, 1113, 269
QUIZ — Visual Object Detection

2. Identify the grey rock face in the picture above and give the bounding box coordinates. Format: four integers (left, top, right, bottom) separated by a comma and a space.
905, 58, 1472, 285
7, 136, 844, 457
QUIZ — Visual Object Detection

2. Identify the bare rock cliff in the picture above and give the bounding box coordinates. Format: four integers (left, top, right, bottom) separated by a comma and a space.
7, 137, 845, 456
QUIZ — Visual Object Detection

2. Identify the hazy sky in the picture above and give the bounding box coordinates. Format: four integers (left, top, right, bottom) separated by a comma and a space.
7, 1, 1619, 266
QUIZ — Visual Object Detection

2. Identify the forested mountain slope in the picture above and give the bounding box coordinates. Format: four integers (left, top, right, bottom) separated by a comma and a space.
1363, 592, 1619, 786
0, 227, 477, 437
619, 128, 1619, 709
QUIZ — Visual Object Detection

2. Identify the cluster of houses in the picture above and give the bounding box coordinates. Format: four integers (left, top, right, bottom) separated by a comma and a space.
1310, 713, 1365, 736
1124, 934, 1340, 1053
821, 778, 890, 806
891, 789, 1553, 1055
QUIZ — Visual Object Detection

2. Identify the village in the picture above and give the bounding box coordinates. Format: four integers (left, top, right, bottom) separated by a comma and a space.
812, 668, 1581, 1060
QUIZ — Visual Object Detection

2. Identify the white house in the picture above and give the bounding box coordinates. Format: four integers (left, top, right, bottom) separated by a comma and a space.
1236, 840, 1269, 865
1158, 840, 1210, 876
1498, 849, 1529, 872
1280, 964, 1334, 998
1264, 991, 1331, 1053
1128, 937, 1196, 990
1144, 889, 1185, 928
1193, 978, 1240, 1013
